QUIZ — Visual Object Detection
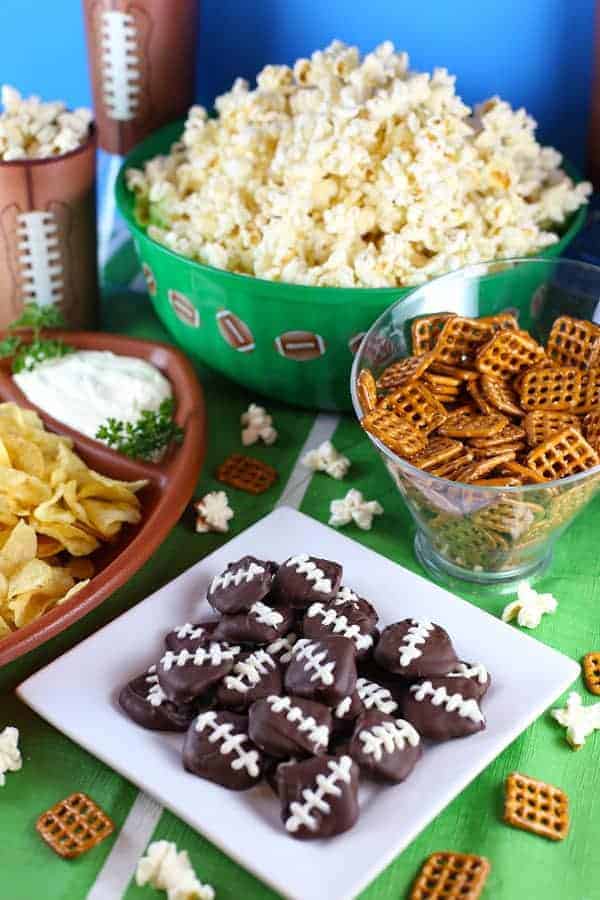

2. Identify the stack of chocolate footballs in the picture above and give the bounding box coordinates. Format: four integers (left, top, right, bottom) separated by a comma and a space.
119, 553, 491, 840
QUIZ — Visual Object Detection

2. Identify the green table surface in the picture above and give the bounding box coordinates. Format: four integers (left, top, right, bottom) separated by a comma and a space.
1, 285, 599, 900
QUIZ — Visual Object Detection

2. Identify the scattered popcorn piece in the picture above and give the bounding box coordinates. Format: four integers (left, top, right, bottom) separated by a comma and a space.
128, 41, 591, 288
329, 488, 383, 530
551, 691, 600, 750
0, 726, 22, 786
502, 582, 557, 629
241, 404, 277, 446
136, 840, 215, 900
302, 440, 350, 480
0, 85, 92, 161
194, 492, 234, 534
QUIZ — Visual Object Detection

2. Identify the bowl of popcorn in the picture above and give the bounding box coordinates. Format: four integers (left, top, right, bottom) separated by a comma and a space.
117, 42, 590, 411
351, 257, 600, 586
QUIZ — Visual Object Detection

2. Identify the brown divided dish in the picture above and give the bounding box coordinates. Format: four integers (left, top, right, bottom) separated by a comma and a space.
0, 330, 205, 666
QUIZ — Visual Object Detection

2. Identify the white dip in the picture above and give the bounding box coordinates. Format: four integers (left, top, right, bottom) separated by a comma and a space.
13, 350, 172, 442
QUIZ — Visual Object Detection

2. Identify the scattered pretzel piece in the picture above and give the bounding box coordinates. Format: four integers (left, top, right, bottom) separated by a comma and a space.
216, 454, 278, 494
582, 652, 600, 696
36, 792, 114, 858
504, 772, 569, 841
409, 851, 491, 900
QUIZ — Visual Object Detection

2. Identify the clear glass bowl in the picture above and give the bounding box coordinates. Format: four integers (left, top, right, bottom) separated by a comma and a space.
350, 258, 600, 587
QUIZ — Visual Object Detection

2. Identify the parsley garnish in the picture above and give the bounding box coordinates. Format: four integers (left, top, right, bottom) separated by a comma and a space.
0, 302, 74, 372
95, 398, 184, 461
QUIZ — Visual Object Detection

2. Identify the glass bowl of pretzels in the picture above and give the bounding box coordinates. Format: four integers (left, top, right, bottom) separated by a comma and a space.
351, 258, 600, 587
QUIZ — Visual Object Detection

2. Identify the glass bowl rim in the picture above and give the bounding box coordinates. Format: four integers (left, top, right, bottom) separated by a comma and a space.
350, 256, 600, 494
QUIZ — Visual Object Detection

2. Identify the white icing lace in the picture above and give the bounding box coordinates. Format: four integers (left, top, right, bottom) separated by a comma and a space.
145, 665, 167, 707
292, 639, 336, 686
307, 602, 373, 651
335, 695, 353, 718
334, 586, 359, 606
17, 211, 63, 304
446, 662, 488, 685
358, 718, 420, 761
409, 681, 484, 723
194, 712, 260, 776
160, 643, 240, 671
285, 554, 332, 593
266, 633, 297, 664
224, 651, 275, 693
250, 602, 283, 627
100, 11, 141, 120
266, 696, 329, 751
285, 755, 353, 833
209, 563, 265, 594
399, 620, 434, 667
357, 678, 398, 714
175, 623, 206, 640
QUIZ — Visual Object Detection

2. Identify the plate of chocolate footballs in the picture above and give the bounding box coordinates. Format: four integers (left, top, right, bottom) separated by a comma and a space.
18, 507, 579, 900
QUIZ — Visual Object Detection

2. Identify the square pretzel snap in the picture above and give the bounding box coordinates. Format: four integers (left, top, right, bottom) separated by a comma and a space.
504, 772, 569, 841
216, 454, 278, 494
582, 652, 600, 696
36, 792, 114, 858
409, 851, 491, 900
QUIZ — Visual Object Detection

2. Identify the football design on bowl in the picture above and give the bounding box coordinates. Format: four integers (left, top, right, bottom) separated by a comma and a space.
348, 332, 366, 355
168, 289, 200, 328
142, 262, 157, 296
275, 331, 326, 361
216, 309, 255, 353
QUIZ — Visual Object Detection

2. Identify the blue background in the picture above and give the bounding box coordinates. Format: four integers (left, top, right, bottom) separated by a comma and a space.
0, 0, 596, 170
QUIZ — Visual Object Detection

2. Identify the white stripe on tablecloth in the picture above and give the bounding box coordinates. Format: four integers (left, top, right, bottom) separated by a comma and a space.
87, 793, 162, 900
86, 411, 340, 898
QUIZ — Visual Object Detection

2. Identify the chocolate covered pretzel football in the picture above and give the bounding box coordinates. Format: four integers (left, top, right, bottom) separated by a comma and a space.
273, 554, 342, 608
216, 650, 283, 711
348, 711, 422, 782
403, 676, 485, 741
375, 618, 459, 677
157, 642, 241, 704
284, 636, 357, 706
207, 556, 278, 615
119, 665, 201, 732
249, 694, 332, 758
212, 601, 294, 645
183, 710, 266, 790
302, 587, 378, 659
164, 621, 219, 653
276, 754, 359, 839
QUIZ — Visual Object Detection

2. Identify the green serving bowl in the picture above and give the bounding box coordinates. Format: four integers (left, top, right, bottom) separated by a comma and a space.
115, 120, 588, 411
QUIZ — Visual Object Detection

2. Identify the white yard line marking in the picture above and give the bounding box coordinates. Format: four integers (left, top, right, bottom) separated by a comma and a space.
86, 411, 339, 897
276, 413, 340, 509
98, 154, 122, 271
87, 793, 162, 900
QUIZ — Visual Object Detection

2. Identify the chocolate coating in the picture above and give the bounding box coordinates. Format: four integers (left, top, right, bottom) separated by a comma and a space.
348, 711, 422, 782
157, 642, 240, 704
273, 554, 342, 609
183, 710, 265, 790
207, 556, 278, 615
164, 620, 219, 653
118, 667, 200, 732
402, 676, 486, 741
249, 695, 332, 758
284, 636, 357, 706
302, 590, 378, 660
212, 601, 294, 645
276, 754, 359, 839
444, 661, 491, 699
375, 619, 458, 677
216, 650, 283, 711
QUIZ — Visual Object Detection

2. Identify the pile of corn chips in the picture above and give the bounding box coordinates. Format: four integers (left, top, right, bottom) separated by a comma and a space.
0, 403, 147, 637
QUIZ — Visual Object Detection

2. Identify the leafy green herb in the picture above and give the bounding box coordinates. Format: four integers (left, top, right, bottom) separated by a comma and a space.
0, 302, 74, 371
96, 398, 184, 460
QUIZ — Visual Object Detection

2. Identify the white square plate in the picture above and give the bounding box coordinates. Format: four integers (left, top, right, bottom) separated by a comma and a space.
17, 508, 579, 900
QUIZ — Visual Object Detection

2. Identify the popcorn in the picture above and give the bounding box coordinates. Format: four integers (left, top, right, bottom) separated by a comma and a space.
0, 86, 92, 161
127, 42, 591, 288
136, 840, 215, 900
329, 488, 383, 530
194, 492, 234, 534
302, 440, 350, 479
502, 582, 557, 629
0, 726, 22, 786
241, 404, 277, 446
551, 692, 600, 750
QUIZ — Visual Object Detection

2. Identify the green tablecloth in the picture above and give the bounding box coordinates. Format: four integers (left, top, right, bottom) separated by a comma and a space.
1, 277, 599, 900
